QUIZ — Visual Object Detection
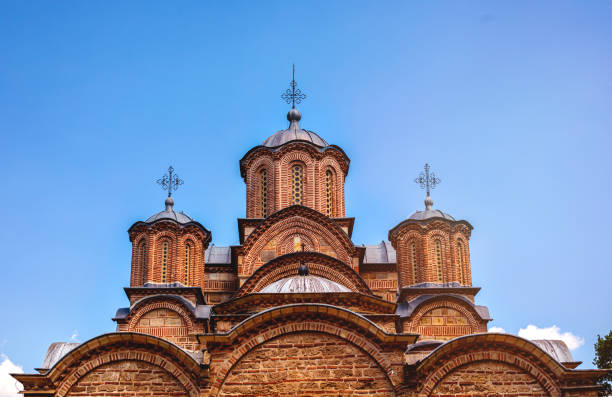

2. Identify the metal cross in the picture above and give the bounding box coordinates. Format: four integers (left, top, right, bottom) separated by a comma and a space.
414, 163, 441, 197
281, 64, 306, 109
157, 166, 184, 197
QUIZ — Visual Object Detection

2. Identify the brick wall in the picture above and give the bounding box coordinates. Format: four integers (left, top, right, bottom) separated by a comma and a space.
217, 332, 395, 396
66, 360, 188, 397
430, 360, 548, 397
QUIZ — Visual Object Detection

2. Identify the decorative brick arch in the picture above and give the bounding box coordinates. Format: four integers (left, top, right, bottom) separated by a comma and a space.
396, 230, 423, 287
318, 157, 345, 217
240, 206, 356, 276
57, 351, 197, 397
407, 296, 483, 331
417, 334, 567, 397
246, 155, 275, 218
152, 231, 177, 282
279, 150, 315, 209
47, 333, 202, 397
236, 252, 372, 296
421, 350, 559, 397
130, 235, 148, 286
206, 306, 408, 396
127, 296, 196, 334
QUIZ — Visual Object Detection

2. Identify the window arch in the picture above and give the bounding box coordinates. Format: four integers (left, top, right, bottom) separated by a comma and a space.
259, 168, 268, 218
161, 240, 169, 283
325, 169, 335, 217
138, 240, 147, 284
291, 164, 304, 205
184, 241, 192, 285
435, 240, 443, 283
457, 240, 465, 284
410, 242, 418, 284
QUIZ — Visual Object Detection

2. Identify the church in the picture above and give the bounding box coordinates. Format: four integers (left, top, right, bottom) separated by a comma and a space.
13, 75, 607, 396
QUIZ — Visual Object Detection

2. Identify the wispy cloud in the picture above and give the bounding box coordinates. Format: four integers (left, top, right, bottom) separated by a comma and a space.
70, 330, 80, 342
518, 325, 585, 350
489, 326, 506, 333
0, 354, 23, 397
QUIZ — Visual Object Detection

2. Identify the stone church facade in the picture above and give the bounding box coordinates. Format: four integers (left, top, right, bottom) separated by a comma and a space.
14, 105, 607, 396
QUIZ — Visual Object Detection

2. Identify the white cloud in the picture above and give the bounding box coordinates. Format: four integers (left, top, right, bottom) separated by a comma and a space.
0, 354, 23, 397
518, 324, 585, 351
489, 326, 506, 333
70, 330, 80, 342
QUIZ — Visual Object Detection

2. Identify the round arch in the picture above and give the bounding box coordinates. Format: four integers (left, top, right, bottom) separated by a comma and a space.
417, 333, 567, 397
236, 251, 372, 296
47, 332, 202, 397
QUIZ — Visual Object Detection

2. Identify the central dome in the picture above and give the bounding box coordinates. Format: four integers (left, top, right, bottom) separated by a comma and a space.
262, 108, 328, 148
260, 275, 350, 293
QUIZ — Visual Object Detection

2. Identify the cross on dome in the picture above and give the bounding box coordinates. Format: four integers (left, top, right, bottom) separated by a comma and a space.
281, 64, 306, 109
157, 166, 184, 198
415, 163, 441, 210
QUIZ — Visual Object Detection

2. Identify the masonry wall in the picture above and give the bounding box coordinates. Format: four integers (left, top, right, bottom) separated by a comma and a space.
65, 360, 188, 397
217, 332, 395, 397
429, 361, 548, 397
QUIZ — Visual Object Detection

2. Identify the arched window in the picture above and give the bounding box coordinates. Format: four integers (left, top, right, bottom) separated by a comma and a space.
411, 242, 418, 284
291, 164, 303, 205
435, 240, 443, 283
138, 240, 147, 284
325, 169, 334, 217
457, 241, 464, 284
184, 242, 191, 285
161, 241, 169, 283
260, 169, 268, 218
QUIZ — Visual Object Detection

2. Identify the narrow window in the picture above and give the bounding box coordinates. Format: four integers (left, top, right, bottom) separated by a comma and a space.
161, 241, 168, 283
435, 240, 443, 282
138, 241, 147, 284
411, 242, 417, 284
260, 169, 268, 218
325, 170, 334, 217
291, 164, 303, 205
184, 243, 191, 285
457, 241, 464, 284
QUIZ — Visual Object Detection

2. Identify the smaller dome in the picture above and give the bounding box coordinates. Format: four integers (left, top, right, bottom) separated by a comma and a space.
260, 275, 350, 293
409, 195, 455, 221
408, 209, 455, 221
145, 197, 194, 224
262, 109, 328, 148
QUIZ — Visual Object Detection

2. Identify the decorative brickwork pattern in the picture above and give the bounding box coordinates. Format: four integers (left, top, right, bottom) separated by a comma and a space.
389, 219, 472, 288
129, 221, 210, 289
121, 299, 203, 351
402, 298, 487, 340
239, 206, 357, 278
241, 142, 349, 218
66, 360, 188, 397
217, 332, 395, 397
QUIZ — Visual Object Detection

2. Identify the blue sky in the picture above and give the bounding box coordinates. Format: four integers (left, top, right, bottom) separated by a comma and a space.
1, 0, 611, 381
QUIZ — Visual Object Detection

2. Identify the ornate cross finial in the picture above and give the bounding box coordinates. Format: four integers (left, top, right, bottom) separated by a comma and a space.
281, 64, 306, 109
414, 163, 441, 198
157, 166, 184, 197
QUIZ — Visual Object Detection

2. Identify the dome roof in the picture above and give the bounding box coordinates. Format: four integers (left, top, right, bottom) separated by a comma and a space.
408, 195, 455, 221
260, 275, 350, 293
262, 109, 328, 148
145, 197, 194, 224
408, 209, 455, 221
